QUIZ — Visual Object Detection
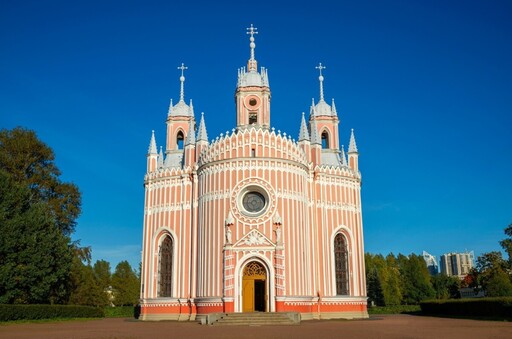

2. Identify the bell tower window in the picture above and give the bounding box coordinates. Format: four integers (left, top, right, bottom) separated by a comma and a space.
176, 131, 184, 149
322, 131, 329, 149
249, 112, 258, 125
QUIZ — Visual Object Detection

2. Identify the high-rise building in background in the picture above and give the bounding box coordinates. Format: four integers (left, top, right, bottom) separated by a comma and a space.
422, 251, 438, 275
440, 251, 474, 278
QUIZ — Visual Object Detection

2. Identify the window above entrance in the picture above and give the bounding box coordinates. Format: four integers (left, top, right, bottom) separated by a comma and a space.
242, 191, 265, 213
239, 186, 269, 217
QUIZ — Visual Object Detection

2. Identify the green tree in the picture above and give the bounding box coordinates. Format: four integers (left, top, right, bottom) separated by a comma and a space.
398, 253, 435, 304
384, 254, 402, 305
499, 224, 512, 265
112, 261, 139, 306
485, 268, 512, 297
367, 267, 385, 306
0, 171, 72, 304
0, 127, 81, 235
365, 254, 385, 306
431, 274, 460, 299
93, 260, 112, 291
68, 256, 109, 307
0, 127, 82, 304
476, 251, 512, 296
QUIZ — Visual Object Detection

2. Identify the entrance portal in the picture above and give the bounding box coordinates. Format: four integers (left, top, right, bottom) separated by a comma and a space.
242, 261, 266, 312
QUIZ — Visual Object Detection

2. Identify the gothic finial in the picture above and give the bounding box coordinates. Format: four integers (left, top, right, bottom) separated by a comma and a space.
348, 128, 358, 153
246, 24, 258, 71
225, 210, 234, 226
177, 63, 188, 102
273, 211, 282, 225
197, 112, 208, 142
148, 130, 157, 155
341, 145, 348, 166
158, 146, 164, 168
185, 124, 195, 146
316, 63, 326, 101
310, 119, 321, 145
299, 112, 310, 142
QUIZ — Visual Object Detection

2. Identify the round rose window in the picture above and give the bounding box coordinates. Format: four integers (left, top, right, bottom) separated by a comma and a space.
242, 191, 266, 213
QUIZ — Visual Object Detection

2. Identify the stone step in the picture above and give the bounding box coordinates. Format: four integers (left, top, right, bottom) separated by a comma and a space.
208, 312, 300, 326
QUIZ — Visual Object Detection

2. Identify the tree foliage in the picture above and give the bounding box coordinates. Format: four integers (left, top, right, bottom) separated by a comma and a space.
112, 261, 140, 306
384, 254, 403, 305
68, 257, 109, 307
93, 260, 112, 291
365, 254, 385, 306
499, 224, 512, 265
0, 171, 73, 304
475, 251, 512, 297
0, 127, 81, 304
398, 253, 435, 304
366, 252, 436, 305
0, 127, 81, 235
431, 274, 460, 300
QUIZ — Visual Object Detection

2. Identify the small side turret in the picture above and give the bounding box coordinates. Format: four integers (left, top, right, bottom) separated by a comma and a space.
196, 112, 209, 159
184, 124, 196, 168
310, 118, 322, 167
147, 130, 158, 173
298, 112, 311, 163
348, 129, 359, 172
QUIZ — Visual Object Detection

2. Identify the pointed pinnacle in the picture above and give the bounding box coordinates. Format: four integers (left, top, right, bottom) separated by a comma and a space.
348, 128, 358, 153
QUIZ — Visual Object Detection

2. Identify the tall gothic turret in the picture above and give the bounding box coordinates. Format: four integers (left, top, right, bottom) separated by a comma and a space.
308, 63, 344, 167
235, 24, 271, 130
166, 63, 195, 157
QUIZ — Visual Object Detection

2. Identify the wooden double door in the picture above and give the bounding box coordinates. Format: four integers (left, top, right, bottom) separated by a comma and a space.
242, 261, 267, 312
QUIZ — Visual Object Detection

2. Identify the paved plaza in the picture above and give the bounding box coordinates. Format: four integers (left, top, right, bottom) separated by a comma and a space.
2, 314, 512, 339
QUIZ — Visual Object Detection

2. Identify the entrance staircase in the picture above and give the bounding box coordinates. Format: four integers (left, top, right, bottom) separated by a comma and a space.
206, 312, 301, 326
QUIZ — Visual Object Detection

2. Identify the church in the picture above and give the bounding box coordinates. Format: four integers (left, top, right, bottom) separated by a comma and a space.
139, 26, 368, 321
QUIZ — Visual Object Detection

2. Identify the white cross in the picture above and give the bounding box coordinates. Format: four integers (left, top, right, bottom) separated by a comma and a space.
246, 24, 258, 38
177, 63, 188, 77
316, 63, 326, 77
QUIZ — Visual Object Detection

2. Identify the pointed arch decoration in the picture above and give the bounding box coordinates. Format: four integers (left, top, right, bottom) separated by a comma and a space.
334, 233, 349, 295
158, 235, 174, 297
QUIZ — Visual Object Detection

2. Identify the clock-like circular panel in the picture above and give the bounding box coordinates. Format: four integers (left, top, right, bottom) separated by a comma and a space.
244, 95, 261, 109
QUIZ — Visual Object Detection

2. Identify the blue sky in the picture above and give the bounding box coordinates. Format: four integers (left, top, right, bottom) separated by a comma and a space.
1, 1, 511, 271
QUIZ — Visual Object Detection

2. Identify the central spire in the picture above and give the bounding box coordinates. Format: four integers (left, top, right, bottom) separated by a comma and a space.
246, 24, 258, 71
316, 63, 326, 102
178, 63, 188, 102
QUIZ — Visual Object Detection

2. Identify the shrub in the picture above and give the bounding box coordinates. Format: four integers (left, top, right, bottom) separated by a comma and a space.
420, 297, 512, 319
104, 306, 135, 318
368, 305, 421, 314
0, 304, 104, 321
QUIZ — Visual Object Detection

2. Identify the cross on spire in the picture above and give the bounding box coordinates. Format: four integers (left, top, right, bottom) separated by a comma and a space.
316, 63, 326, 101
246, 24, 258, 63
177, 63, 188, 102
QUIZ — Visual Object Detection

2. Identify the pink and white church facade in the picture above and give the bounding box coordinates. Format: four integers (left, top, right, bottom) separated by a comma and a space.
139, 26, 368, 321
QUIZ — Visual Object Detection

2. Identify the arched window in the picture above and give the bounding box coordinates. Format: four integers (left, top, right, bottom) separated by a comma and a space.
176, 131, 184, 149
158, 236, 173, 297
334, 233, 349, 295
321, 131, 329, 149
